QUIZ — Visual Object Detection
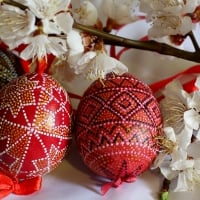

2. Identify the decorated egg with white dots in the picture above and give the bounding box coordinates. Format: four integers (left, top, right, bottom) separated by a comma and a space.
0, 73, 72, 180
75, 73, 163, 192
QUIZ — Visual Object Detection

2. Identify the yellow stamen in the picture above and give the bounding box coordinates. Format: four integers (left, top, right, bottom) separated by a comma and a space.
161, 98, 187, 130
156, 136, 177, 154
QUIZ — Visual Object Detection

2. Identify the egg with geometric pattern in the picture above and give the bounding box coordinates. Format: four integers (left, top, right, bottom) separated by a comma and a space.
75, 73, 163, 194
0, 73, 72, 181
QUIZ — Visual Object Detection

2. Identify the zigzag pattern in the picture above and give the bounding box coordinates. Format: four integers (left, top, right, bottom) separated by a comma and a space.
0, 73, 72, 180
76, 73, 162, 180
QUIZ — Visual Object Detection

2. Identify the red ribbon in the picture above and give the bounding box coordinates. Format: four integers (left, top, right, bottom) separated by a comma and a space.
101, 176, 136, 195
149, 65, 200, 93
0, 173, 42, 199
68, 92, 82, 100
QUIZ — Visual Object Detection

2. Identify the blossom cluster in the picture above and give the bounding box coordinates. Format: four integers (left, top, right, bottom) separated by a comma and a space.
140, 0, 200, 38
152, 77, 200, 192
0, 0, 128, 80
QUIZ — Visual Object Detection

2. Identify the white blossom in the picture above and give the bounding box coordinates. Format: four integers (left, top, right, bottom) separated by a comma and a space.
0, 4, 36, 43
83, 51, 128, 80
152, 126, 200, 192
67, 30, 84, 59
19, 34, 67, 60
160, 80, 189, 133
174, 167, 200, 192
140, 0, 186, 14
72, 1, 98, 26
153, 77, 200, 192
66, 29, 92, 73
151, 127, 177, 169
66, 29, 128, 80
152, 126, 192, 168
101, 0, 139, 25
140, 0, 197, 38
184, 92, 200, 130
23, 0, 71, 19
24, 0, 73, 35
160, 78, 200, 134
148, 14, 193, 38
171, 157, 200, 192
69, 50, 128, 80
42, 12, 73, 35
0, 0, 75, 61
68, 51, 96, 74
159, 156, 200, 192
183, 0, 200, 13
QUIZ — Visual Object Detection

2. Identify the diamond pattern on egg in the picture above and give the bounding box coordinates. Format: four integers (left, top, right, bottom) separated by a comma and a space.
75, 73, 163, 188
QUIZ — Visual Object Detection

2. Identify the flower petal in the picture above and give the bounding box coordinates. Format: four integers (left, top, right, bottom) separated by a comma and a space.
20, 35, 67, 60
184, 109, 200, 130
42, 19, 61, 34
176, 126, 193, 149
73, 1, 98, 26
0, 5, 36, 41
164, 127, 176, 142
54, 12, 74, 34
67, 30, 84, 56
85, 52, 128, 80
151, 152, 166, 169
171, 159, 194, 171
25, 0, 71, 19
101, 0, 139, 25
195, 76, 200, 90
174, 171, 190, 192
160, 165, 179, 180
77, 51, 97, 66
170, 149, 188, 168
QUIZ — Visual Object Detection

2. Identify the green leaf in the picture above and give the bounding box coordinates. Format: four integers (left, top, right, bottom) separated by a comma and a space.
160, 191, 169, 200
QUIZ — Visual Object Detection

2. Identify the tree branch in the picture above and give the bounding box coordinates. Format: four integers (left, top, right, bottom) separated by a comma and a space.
2, 0, 200, 63
188, 31, 200, 51
73, 22, 200, 63
3, 0, 27, 9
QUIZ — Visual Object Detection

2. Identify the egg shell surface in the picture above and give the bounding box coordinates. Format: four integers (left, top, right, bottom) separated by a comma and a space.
0, 73, 72, 180
75, 73, 163, 181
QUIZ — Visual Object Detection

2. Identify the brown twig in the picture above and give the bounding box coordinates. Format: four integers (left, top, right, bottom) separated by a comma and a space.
73, 23, 200, 63
188, 31, 200, 51
3, 0, 27, 9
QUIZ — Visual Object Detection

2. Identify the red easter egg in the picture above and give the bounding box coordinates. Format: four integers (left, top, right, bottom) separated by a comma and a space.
0, 73, 72, 180
75, 73, 163, 188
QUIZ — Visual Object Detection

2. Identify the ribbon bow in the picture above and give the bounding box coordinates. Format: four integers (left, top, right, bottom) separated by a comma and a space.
0, 173, 42, 199
101, 176, 136, 195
